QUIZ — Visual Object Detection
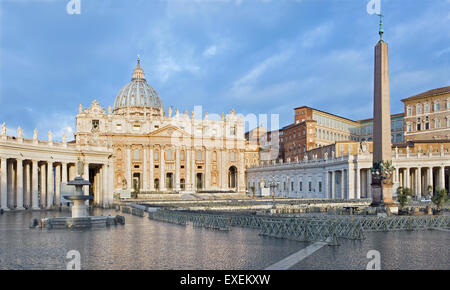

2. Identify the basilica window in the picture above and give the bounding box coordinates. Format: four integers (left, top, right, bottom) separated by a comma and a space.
133, 149, 140, 160
196, 150, 203, 161
167, 149, 174, 161
180, 179, 185, 190
154, 179, 160, 190
230, 126, 237, 136
133, 124, 141, 131
230, 152, 236, 162
154, 151, 159, 161
180, 151, 185, 161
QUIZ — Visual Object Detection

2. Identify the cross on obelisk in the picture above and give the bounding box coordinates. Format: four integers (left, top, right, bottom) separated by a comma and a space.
371, 12, 394, 209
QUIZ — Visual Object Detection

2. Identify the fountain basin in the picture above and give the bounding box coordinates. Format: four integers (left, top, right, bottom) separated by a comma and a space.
64, 195, 94, 201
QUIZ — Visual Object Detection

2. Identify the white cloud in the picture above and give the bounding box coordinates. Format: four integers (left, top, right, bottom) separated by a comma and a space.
203, 45, 217, 57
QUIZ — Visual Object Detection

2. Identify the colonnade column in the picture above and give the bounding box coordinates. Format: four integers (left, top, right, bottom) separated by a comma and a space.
47, 161, 54, 209
31, 161, 39, 209
16, 159, 24, 210
356, 168, 361, 199
439, 166, 445, 190
405, 167, 411, 190
395, 167, 399, 184
143, 146, 148, 191
367, 170, 372, 198
191, 149, 196, 190
61, 163, 68, 183
160, 147, 166, 191
102, 164, 108, 207
40, 163, 46, 208
83, 162, 89, 205
324, 171, 329, 199
175, 147, 180, 191
1, 158, 8, 210
331, 171, 335, 199
416, 168, 422, 198
149, 146, 154, 191
428, 167, 433, 193
24, 162, 31, 208
126, 146, 131, 191
340, 170, 345, 199
7, 160, 14, 208
55, 164, 61, 206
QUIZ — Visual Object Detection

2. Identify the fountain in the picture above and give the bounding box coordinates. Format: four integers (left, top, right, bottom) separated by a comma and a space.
33, 159, 125, 229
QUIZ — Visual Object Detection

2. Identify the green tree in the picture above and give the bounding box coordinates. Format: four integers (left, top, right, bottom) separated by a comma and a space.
396, 187, 412, 209
432, 188, 448, 213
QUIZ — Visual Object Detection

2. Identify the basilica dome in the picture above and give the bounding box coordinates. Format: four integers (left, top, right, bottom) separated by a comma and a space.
113, 58, 163, 114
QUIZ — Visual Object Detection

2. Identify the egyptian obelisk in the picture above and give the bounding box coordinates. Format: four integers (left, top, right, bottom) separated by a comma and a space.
371, 14, 393, 207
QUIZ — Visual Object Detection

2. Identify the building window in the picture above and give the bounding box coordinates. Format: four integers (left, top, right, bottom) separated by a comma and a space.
133, 124, 141, 131
154, 151, 159, 161
424, 102, 430, 113
407, 106, 412, 116
180, 151, 185, 161
291, 182, 294, 191
434, 101, 440, 112
299, 182, 303, 191
133, 149, 140, 160
166, 149, 174, 161
308, 182, 312, 192
196, 150, 202, 161
434, 118, 441, 129
230, 152, 236, 162
180, 179, 185, 190
416, 104, 422, 114
319, 182, 322, 192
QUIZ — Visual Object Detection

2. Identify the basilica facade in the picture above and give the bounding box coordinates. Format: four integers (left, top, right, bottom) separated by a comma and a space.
0, 59, 252, 210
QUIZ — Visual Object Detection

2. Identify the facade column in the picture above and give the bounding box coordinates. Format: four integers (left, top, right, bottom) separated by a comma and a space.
347, 166, 354, 199
331, 171, 335, 199
356, 168, 361, 199
143, 146, 148, 191
186, 148, 191, 191
40, 163, 46, 208
31, 161, 39, 209
55, 164, 61, 206
205, 149, 210, 190
47, 161, 54, 209
16, 159, 24, 210
1, 158, 8, 210
367, 169, 372, 198
149, 146, 154, 191
238, 151, 245, 192
395, 167, 399, 183
126, 146, 131, 190
191, 149, 196, 190
324, 171, 329, 199
160, 146, 166, 191
439, 166, 445, 190
175, 147, 180, 191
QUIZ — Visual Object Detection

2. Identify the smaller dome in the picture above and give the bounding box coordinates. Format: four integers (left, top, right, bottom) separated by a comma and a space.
113, 58, 163, 113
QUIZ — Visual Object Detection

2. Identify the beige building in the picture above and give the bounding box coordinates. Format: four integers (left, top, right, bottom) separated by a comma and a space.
0, 59, 253, 210
402, 86, 450, 141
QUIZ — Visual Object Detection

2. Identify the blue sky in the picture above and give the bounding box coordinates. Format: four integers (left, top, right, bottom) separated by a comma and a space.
0, 0, 449, 140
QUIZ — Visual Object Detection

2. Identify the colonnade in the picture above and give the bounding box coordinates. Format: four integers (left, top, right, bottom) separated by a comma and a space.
395, 166, 449, 197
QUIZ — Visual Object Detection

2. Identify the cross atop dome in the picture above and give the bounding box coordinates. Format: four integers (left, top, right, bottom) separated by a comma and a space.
132, 55, 145, 80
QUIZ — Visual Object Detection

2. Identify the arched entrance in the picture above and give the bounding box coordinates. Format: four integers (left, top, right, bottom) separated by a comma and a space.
196, 173, 203, 190
228, 166, 237, 189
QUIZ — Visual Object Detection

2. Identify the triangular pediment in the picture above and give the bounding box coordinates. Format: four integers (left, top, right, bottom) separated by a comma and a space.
148, 125, 191, 138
